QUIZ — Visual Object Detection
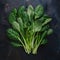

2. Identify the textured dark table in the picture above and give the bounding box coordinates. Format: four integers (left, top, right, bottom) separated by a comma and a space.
0, 0, 60, 60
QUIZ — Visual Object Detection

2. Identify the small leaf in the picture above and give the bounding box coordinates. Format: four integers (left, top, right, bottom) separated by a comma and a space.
47, 29, 53, 35
10, 42, 22, 47
41, 39, 47, 45
35, 5, 44, 19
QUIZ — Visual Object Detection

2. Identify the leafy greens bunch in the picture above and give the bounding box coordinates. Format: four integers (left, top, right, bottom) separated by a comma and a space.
7, 5, 53, 54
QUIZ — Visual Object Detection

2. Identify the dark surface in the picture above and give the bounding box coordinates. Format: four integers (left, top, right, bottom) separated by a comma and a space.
0, 0, 60, 60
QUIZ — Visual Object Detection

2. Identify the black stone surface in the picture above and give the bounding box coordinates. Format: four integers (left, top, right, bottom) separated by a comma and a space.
0, 0, 60, 60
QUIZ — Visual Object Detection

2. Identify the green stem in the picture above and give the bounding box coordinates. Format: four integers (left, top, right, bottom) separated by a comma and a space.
19, 31, 27, 46
32, 45, 38, 54
18, 37, 25, 47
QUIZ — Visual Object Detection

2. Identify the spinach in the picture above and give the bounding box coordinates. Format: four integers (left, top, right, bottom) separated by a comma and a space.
7, 5, 53, 54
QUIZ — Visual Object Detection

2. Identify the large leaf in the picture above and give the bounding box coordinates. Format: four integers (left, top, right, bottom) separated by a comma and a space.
7, 28, 20, 40
35, 5, 44, 19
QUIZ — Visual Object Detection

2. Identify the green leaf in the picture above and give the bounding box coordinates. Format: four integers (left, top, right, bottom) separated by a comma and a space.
17, 17, 23, 27
22, 12, 29, 28
8, 13, 16, 24
10, 42, 22, 47
12, 21, 26, 46
39, 14, 50, 23
42, 18, 52, 26
41, 31, 47, 40
41, 25, 49, 31
17, 17, 24, 33
11, 8, 17, 16
35, 5, 44, 19
27, 5, 34, 19
12, 21, 20, 32
33, 20, 42, 32
7, 28, 20, 40
41, 39, 47, 45
17, 6, 25, 18
47, 29, 53, 35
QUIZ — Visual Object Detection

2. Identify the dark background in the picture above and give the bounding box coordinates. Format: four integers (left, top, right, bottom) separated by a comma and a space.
0, 0, 60, 60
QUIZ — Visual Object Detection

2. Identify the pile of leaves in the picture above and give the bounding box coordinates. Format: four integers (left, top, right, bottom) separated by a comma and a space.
7, 5, 53, 54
